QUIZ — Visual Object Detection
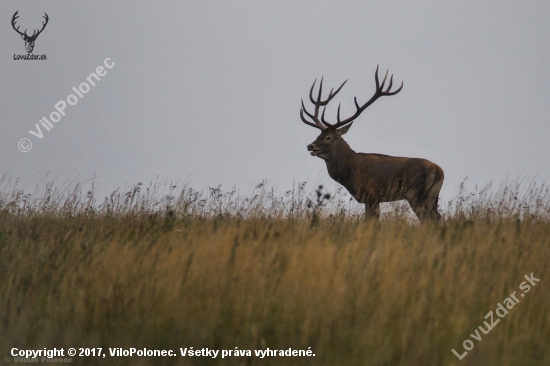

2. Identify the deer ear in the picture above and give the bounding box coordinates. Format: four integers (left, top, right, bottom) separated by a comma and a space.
21, 34, 26, 40
336, 122, 353, 136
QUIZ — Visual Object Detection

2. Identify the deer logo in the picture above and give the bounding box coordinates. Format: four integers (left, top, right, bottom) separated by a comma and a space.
11, 11, 49, 54
300, 65, 444, 221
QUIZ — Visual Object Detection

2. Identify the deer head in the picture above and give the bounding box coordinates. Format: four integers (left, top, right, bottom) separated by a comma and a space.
301, 65, 403, 160
12, 11, 49, 54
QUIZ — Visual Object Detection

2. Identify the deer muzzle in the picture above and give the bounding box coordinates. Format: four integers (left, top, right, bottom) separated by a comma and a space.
307, 144, 320, 156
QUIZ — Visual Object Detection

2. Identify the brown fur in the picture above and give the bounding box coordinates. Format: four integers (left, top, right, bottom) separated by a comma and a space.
301, 66, 444, 221
308, 128, 444, 221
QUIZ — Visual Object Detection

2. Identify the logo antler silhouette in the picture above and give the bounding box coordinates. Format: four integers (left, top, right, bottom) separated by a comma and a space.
12, 11, 49, 54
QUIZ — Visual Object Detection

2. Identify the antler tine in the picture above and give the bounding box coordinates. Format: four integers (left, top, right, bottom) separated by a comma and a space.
300, 106, 322, 129
374, 65, 380, 90
308, 79, 318, 105
379, 70, 389, 91
330, 80, 347, 98
386, 81, 404, 95
317, 77, 324, 103
301, 99, 316, 121
321, 107, 329, 125
354, 96, 360, 110
385, 74, 393, 93
300, 108, 321, 129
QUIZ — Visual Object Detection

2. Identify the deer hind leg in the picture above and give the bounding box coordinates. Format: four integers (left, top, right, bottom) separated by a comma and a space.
409, 196, 441, 222
426, 178, 443, 220
408, 172, 444, 222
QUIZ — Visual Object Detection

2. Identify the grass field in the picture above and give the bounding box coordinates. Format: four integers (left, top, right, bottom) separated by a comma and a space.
1, 177, 549, 365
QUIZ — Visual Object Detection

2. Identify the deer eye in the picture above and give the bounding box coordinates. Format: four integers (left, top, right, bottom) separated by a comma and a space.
325, 136, 332, 141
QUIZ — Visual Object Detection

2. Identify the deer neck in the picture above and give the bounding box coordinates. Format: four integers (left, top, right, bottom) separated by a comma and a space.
324, 139, 357, 186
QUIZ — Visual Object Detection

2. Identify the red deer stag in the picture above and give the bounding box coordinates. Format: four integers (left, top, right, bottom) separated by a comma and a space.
300, 65, 444, 221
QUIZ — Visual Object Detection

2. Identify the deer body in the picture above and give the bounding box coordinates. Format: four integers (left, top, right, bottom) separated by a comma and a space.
301, 66, 444, 221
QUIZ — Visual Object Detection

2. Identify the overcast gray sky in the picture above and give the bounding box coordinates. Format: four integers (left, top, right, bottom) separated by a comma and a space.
2, 1, 550, 204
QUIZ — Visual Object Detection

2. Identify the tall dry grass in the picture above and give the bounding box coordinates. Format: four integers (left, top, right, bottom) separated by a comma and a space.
1, 176, 549, 365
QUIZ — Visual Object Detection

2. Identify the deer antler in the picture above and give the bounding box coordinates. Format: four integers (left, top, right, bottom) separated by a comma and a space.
300, 65, 403, 130
300, 77, 347, 130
